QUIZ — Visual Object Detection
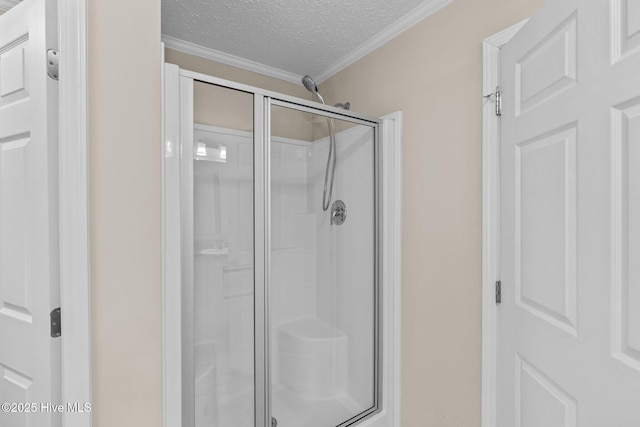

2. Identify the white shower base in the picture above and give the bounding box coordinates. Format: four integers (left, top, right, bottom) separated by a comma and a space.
195, 318, 366, 427
272, 318, 366, 427
202, 371, 361, 427
271, 384, 363, 427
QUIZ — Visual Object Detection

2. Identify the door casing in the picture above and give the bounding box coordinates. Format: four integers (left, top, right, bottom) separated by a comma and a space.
480, 19, 529, 427
57, 1, 92, 425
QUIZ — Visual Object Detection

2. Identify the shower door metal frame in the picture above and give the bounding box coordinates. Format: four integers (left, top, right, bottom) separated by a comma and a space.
267, 97, 383, 427
174, 67, 384, 427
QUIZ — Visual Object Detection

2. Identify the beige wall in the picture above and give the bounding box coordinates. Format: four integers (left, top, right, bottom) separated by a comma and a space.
88, 0, 162, 426
320, 0, 544, 425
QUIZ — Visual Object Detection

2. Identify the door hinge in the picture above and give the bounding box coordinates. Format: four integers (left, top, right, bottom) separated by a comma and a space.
495, 86, 502, 117
50, 308, 61, 338
483, 86, 502, 116
47, 49, 59, 80
495, 280, 502, 304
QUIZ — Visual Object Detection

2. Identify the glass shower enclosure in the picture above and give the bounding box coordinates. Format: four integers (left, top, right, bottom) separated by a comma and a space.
164, 64, 384, 427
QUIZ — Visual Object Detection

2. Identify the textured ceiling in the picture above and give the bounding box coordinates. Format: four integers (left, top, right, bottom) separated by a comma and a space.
162, 0, 443, 81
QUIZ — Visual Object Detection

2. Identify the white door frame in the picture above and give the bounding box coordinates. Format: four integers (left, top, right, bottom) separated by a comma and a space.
481, 19, 528, 427
0, 1, 92, 425
58, 1, 91, 425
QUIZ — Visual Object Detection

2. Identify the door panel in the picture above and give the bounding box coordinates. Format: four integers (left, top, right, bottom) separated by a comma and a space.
0, 0, 60, 426
515, 125, 577, 335
613, 0, 640, 62
499, 0, 640, 425
612, 98, 640, 372
516, 355, 577, 427
515, 14, 577, 115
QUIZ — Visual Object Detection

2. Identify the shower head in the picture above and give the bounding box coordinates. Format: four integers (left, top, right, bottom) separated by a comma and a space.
301, 75, 326, 104
301, 75, 318, 94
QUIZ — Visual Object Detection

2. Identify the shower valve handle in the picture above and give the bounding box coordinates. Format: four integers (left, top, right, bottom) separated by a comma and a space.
331, 200, 347, 225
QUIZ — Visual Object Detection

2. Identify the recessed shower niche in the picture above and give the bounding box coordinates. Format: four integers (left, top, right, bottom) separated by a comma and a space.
163, 63, 401, 427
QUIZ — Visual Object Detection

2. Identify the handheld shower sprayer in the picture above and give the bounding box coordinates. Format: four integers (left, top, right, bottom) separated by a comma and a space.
301, 75, 336, 212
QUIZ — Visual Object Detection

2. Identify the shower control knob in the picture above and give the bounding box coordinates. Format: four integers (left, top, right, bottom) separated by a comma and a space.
271, 417, 278, 427
331, 200, 347, 225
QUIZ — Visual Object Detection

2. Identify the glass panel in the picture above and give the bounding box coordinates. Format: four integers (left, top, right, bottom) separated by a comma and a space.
270, 104, 377, 427
192, 82, 254, 427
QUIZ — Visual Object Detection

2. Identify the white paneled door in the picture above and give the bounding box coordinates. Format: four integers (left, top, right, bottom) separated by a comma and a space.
498, 0, 640, 425
0, 0, 61, 426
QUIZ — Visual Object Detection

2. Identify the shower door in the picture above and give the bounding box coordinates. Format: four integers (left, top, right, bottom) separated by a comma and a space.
267, 102, 379, 427
168, 66, 383, 427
